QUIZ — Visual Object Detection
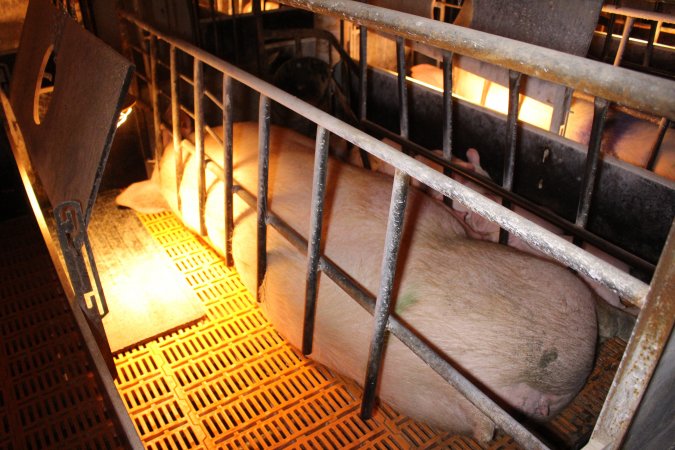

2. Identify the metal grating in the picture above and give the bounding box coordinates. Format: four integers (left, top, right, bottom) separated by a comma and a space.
115, 210, 624, 449
0, 216, 123, 450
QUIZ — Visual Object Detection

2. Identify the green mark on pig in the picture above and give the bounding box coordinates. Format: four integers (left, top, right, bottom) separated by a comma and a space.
539, 349, 558, 369
395, 290, 418, 314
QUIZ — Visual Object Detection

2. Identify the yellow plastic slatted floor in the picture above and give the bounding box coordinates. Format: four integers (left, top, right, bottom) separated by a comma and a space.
114, 211, 622, 449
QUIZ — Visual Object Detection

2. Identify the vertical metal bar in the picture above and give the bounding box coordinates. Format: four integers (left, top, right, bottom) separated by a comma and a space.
223, 74, 234, 266
653, 20, 663, 45
442, 51, 453, 163
396, 36, 409, 139
149, 35, 163, 169
361, 169, 410, 419
601, 13, 617, 62
358, 25, 368, 121
646, 118, 670, 172
499, 70, 521, 245
170, 45, 182, 211
613, 16, 634, 66
256, 95, 272, 302
643, 20, 658, 67
208, 0, 221, 55
194, 58, 207, 236
302, 126, 330, 356
576, 97, 609, 229
357, 25, 371, 170
231, 0, 241, 64
442, 51, 454, 208
588, 223, 675, 450
252, 0, 267, 76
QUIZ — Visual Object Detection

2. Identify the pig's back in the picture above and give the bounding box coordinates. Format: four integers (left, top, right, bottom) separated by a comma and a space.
174, 123, 597, 440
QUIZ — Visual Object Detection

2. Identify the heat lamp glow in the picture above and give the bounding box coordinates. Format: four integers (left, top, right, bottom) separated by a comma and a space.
409, 64, 554, 130
116, 106, 133, 128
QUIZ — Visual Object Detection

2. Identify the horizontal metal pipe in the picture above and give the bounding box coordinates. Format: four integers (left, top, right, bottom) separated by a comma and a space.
120, 12, 649, 311
602, 4, 675, 24
274, 0, 675, 120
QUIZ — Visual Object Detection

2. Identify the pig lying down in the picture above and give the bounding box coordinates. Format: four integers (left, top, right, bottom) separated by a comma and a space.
117, 122, 597, 442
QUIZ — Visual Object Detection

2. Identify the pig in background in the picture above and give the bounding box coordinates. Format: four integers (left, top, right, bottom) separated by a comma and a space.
410, 63, 675, 181
117, 122, 598, 442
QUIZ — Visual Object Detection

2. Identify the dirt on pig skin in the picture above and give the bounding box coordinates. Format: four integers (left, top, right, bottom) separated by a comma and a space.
151, 122, 598, 442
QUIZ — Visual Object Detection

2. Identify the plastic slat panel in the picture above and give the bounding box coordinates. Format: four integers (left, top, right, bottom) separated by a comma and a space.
0, 217, 123, 450
113, 210, 623, 449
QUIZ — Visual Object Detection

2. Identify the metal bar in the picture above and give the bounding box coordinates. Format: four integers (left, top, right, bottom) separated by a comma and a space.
601, 13, 617, 62
194, 59, 207, 236
587, 223, 675, 450
205, 125, 224, 147
223, 74, 234, 266
149, 36, 163, 166
442, 51, 453, 162
273, 0, 675, 121
120, 13, 651, 307
643, 20, 658, 67
396, 36, 409, 139
654, 20, 663, 45
576, 98, 609, 229
208, 0, 222, 55
442, 51, 453, 208
302, 126, 330, 355
613, 16, 634, 66
646, 118, 671, 172
256, 95, 272, 302
252, 0, 267, 76
359, 25, 368, 120
361, 169, 410, 419
602, 4, 675, 23
178, 72, 195, 87
205, 88, 224, 110
499, 70, 521, 245
232, 186, 548, 450
357, 25, 371, 170
170, 45, 182, 211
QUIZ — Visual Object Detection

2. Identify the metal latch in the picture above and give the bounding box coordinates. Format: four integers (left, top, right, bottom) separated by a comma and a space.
54, 200, 115, 375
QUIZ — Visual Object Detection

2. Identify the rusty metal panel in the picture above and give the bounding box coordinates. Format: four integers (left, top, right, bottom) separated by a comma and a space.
8, 0, 133, 223
455, 0, 603, 56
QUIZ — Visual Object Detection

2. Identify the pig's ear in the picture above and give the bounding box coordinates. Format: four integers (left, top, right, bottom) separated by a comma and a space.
115, 178, 169, 214
465, 211, 499, 237
466, 148, 491, 178
466, 148, 481, 166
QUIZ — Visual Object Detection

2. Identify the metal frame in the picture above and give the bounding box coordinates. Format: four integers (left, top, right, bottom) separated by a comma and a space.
602, 4, 675, 68
120, 0, 674, 447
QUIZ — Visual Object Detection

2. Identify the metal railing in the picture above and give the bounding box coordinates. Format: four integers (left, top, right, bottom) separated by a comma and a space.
120, 1, 674, 447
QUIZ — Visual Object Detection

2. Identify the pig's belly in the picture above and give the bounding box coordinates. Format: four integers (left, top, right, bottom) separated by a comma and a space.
162, 122, 598, 441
